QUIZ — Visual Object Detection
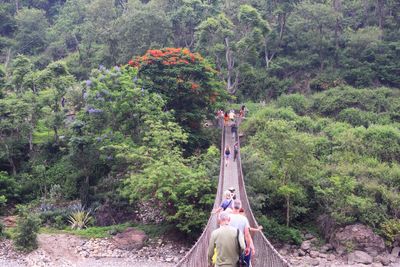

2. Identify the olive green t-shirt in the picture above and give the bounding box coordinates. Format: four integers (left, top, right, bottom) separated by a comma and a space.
208, 225, 245, 267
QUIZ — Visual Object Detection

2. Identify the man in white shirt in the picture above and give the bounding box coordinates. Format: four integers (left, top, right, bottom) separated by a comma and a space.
229, 199, 255, 266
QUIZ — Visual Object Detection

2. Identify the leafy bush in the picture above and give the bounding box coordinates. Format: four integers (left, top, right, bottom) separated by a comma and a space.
0, 172, 21, 209
380, 219, 400, 246
276, 93, 310, 115
0, 195, 6, 214
258, 215, 302, 245
311, 87, 392, 116
37, 200, 82, 228
13, 209, 41, 252
338, 108, 377, 127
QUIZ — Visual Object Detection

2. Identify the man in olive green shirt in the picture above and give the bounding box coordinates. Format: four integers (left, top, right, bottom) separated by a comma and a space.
208, 211, 245, 267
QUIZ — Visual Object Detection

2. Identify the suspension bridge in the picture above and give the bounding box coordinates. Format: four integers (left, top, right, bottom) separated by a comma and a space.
177, 121, 290, 267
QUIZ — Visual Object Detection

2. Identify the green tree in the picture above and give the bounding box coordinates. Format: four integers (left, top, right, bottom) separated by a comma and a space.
243, 118, 316, 226
131, 48, 227, 148
14, 8, 49, 55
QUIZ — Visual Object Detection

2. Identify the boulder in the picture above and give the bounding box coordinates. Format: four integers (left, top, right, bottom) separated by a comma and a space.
309, 250, 319, 258
320, 243, 333, 253
112, 227, 147, 250
301, 240, 312, 251
348, 250, 373, 265
327, 254, 336, 261
298, 249, 306, 257
304, 233, 315, 240
375, 255, 391, 266
391, 246, 400, 257
330, 224, 385, 255
0, 216, 17, 227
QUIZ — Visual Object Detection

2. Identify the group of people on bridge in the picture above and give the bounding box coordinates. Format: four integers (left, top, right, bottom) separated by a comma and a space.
209, 188, 262, 267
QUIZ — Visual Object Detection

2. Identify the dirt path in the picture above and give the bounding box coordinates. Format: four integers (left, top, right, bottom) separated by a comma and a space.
1, 233, 181, 267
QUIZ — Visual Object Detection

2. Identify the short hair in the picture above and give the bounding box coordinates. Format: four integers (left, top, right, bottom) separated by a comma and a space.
224, 190, 231, 197
219, 211, 230, 221
233, 199, 242, 210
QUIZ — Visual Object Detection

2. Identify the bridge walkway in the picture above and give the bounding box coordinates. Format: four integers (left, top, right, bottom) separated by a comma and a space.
177, 123, 290, 267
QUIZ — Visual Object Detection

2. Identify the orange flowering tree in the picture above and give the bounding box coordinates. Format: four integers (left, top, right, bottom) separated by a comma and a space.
129, 48, 227, 147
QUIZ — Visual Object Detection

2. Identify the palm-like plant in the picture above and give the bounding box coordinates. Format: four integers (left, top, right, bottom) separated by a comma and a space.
68, 207, 92, 230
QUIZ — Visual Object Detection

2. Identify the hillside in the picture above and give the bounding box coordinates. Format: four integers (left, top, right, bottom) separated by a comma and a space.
0, 0, 400, 266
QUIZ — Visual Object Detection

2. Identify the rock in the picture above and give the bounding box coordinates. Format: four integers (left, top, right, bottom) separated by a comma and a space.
112, 227, 147, 250
320, 243, 333, 253
279, 249, 288, 256
365, 247, 379, 257
305, 233, 315, 240
327, 254, 336, 261
348, 250, 373, 265
330, 224, 385, 255
319, 253, 327, 258
311, 259, 320, 266
309, 250, 319, 258
0, 216, 17, 227
375, 255, 391, 266
301, 240, 312, 251
298, 249, 306, 257
371, 263, 383, 267
391, 246, 400, 257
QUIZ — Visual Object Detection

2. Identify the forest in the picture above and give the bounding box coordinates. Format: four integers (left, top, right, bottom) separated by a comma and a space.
0, 0, 399, 254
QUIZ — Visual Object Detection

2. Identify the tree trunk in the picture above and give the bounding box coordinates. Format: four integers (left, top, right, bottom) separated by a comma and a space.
377, 0, 384, 29
225, 37, 238, 94
15, 0, 19, 13
286, 195, 290, 227
5, 144, 17, 175
53, 126, 59, 143
29, 131, 33, 151
333, 0, 342, 68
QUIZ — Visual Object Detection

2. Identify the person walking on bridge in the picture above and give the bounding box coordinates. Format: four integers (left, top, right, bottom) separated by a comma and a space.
208, 211, 245, 267
229, 199, 255, 266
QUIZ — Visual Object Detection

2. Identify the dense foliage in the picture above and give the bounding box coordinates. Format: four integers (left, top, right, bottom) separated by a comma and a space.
241, 87, 400, 243
0, 0, 400, 246
13, 207, 41, 252
0, 53, 220, 237
1, 0, 398, 96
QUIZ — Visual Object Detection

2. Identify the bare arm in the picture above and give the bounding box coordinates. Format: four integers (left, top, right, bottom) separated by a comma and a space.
249, 225, 263, 232
244, 226, 256, 256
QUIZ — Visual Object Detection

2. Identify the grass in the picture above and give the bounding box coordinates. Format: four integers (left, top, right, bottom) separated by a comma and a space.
39, 222, 175, 239
4, 227, 17, 239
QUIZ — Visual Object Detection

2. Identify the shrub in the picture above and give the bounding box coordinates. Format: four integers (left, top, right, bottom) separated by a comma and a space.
54, 215, 66, 229
68, 207, 93, 230
276, 93, 310, 115
380, 219, 400, 246
338, 108, 376, 127
258, 215, 302, 245
0, 195, 6, 214
13, 209, 41, 252
37, 200, 81, 228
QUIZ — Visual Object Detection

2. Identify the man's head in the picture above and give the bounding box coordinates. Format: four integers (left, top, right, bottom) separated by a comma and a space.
233, 199, 242, 210
224, 190, 232, 199
219, 211, 231, 224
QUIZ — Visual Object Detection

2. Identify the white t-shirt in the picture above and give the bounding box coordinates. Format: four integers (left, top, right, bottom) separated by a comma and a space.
229, 213, 250, 234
